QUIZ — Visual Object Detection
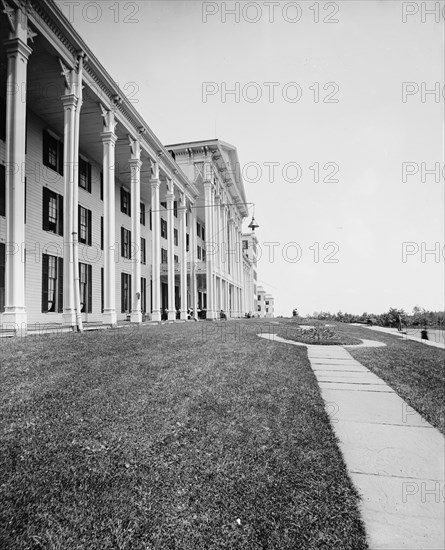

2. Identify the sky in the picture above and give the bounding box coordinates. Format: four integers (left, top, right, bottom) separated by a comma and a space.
56, 0, 444, 317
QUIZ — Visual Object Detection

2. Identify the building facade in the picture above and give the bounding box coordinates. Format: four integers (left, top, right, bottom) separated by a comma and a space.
257, 286, 275, 318
0, 0, 254, 334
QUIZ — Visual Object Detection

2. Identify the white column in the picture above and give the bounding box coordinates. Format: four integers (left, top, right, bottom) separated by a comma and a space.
61, 93, 77, 326
204, 181, 215, 319
101, 108, 118, 326
150, 164, 161, 322
165, 184, 175, 320
129, 137, 142, 323
179, 196, 187, 320
190, 203, 198, 318
3, 10, 32, 334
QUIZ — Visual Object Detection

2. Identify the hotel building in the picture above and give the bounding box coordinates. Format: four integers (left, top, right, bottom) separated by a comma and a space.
0, 0, 258, 334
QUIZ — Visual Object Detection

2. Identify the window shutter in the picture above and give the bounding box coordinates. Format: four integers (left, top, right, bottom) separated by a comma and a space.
58, 193, 64, 236
100, 217, 104, 250
128, 194, 131, 217
121, 273, 125, 313
87, 163, 92, 193
101, 268, 104, 313
58, 257, 64, 313
42, 187, 50, 231
120, 188, 124, 213
87, 210, 92, 246
87, 264, 92, 313
58, 140, 64, 176
100, 172, 103, 200
42, 253, 49, 313
121, 227, 125, 257
0, 164, 5, 217
77, 204, 81, 241
129, 275, 132, 312
42, 130, 49, 166
24, 177, 27, 224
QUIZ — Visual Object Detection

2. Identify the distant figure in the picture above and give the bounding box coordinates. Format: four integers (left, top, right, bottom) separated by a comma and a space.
220, 309, 227, 320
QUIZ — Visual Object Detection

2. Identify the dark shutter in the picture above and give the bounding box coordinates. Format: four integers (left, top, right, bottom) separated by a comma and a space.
58, 257, 64, 313
121, 227, 125, 257
0, 96, 6, 142
42, 130, 49, 167
0, 242, 5, 313
58, 193, 64, 236
101, 268, 104, 313
100, 172, 103, 200
42, 187, 50, 231
87, 163, 92, 193
100, 217, 104, 250
77, 204, 81, 241
58, 140, 64, 176
121, 273, 125, 313
87, 264, 92, 313
120, 188, 124, 213
0, 164, 5, 217
24, 177, 27, 224
129, 275, 132, 313
87, 210, 92, 246
42, 253, 49, 313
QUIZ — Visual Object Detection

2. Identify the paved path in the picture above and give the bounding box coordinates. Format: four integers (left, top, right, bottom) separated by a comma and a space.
352, 324, 445, 349
259, 333, 445, 549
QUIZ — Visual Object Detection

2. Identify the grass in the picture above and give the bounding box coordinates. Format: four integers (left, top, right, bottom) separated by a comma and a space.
0, 320, 367, 549
269, 320, 362, 346
326, 322, 445, 434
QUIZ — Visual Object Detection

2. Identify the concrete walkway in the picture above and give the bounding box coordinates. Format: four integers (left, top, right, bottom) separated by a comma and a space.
259, 333, 445, 550
353, 324, 445, 350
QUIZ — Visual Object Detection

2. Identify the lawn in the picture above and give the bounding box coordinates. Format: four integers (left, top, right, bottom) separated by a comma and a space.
0, 320, 367, 549
320, 322, 445, 434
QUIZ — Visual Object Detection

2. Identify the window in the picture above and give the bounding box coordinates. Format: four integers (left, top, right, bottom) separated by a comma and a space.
196, 222, 201, 237
79, 157, 92, 192
79, 262, 92, 313
141, 237, 146, 264
121, 272, 132, 313
161, 248, 168, 264
149, 209, 152, 230
174, 228, 178, 246
243, 240, 248, 250
141, 277, 147, 313
161, 201, 167, 209
121, 188, 131, 216
140, 202, 146, 225
174, 255, 179, 264
265, 301, 270, 306
186, 233, 189, 252
0, 243, 5, 313
0, 164, 5, 217
257, 295, 261, 301
202, 249, 206, 262
121, 227, 131, 259
100, 172, 103, 200
201, 226, 205, 241
43, 188, 63, 236
41, 254, 63, 313
174, 201, 178, 218
197, 246, 201, 260
100, 217, 104, 250
161, 218, 167, 239
78, 206, 92, 246
43, 130, 63, 175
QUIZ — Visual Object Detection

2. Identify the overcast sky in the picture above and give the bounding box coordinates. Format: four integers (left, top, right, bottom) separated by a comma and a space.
56, 0, 444, 317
